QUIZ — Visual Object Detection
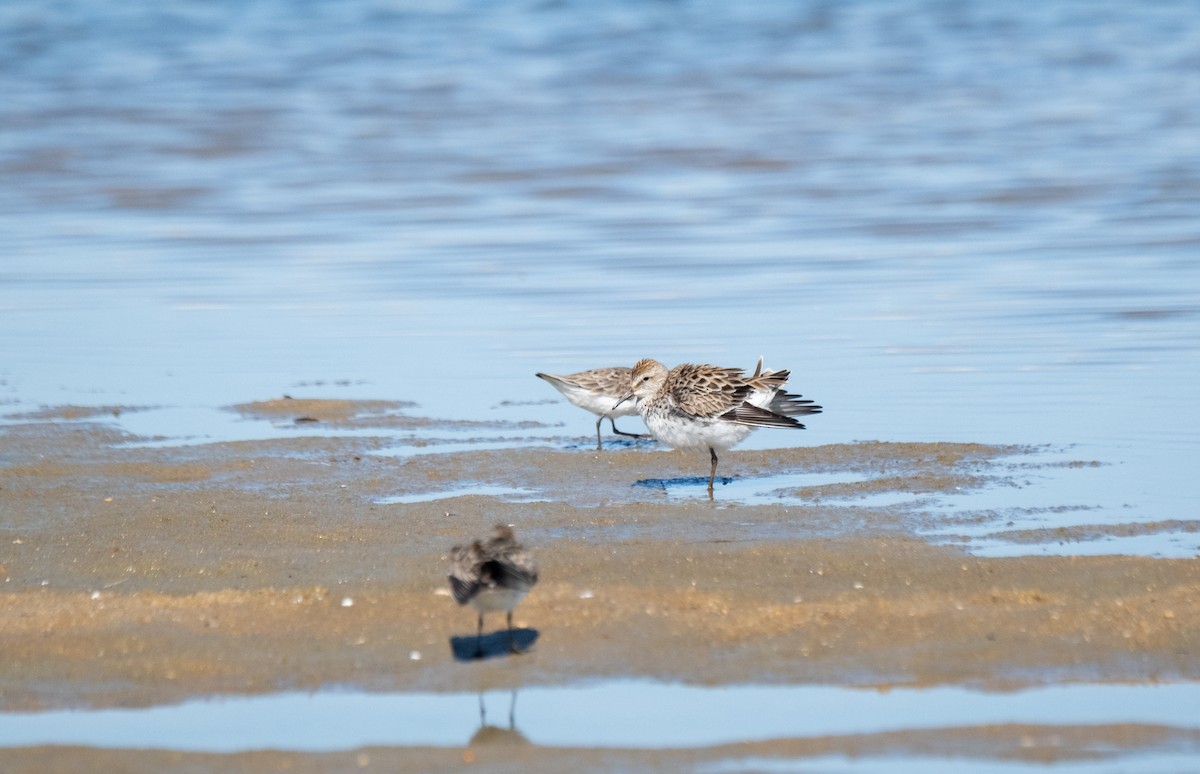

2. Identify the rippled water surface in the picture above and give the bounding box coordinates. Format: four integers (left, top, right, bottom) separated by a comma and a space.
1, 0, 1199, 763
3, 0, 1197, 545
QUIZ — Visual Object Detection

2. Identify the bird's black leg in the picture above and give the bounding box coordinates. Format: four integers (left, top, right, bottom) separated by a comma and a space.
708, 447, 719, 497
507, 610, 518, 653
476, 613, 484, 658
610, 417, 646, 439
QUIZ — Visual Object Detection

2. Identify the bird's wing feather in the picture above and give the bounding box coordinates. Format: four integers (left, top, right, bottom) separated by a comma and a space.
569, 367, 630, 393
537, 368, 632, 397
766, 389, 823, 417
448, 544, 483, 604
720, 402, 808, 429
492, 551, 539, 589
448, 572, 480, 605
668, 364, 748, 418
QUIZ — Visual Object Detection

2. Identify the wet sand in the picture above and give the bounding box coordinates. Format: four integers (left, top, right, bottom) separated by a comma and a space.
1, 401, 1198, 770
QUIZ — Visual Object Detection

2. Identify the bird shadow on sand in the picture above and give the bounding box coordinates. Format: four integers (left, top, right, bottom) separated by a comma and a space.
634, 476, 734, 492
450, 629, 540, 662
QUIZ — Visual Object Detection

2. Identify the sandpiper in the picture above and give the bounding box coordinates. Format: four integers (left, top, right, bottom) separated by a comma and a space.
613, 358, 822, 495
448, 524, 539, 655
536, 367, 646, 450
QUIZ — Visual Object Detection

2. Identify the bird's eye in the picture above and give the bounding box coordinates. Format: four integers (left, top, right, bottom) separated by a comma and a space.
641, 376, 650, 382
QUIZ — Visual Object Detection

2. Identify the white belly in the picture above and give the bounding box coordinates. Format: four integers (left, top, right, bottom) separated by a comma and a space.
566, 389, 639, 418
643, 411, 755, 453
470, 586, 528, 614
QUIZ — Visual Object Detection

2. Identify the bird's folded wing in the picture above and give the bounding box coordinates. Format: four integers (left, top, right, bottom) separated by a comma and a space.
767, 390, 823, 417
720, 402, 808, 428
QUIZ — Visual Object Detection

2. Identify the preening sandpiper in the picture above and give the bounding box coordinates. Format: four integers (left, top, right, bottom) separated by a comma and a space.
614, 358, 822, 496
536, 367, 646, 450
448, 524, 539, 655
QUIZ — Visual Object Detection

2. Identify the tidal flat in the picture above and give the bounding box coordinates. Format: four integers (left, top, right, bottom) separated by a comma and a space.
0, 402, 1196, 771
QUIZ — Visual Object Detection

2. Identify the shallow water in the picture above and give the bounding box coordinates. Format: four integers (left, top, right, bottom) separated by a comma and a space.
702, 754, 1200, 774
2, 0, 1199, 767
2, 0, 1197, 559
378, 484, 544, 504
2, 680, 1197, 755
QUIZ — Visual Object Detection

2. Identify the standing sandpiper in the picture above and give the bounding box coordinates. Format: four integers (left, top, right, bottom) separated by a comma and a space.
613, 358, 822, 496
536, 367, 646, 450
448, 525, 539, 656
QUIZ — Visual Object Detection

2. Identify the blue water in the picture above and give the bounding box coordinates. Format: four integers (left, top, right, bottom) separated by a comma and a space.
3, 0, 1197, 556
702, 755, 1200, 774
1, 680, 1197, 755
1, 1, 1199, 762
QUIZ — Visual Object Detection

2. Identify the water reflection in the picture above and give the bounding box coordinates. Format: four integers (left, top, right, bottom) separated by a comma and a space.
635, 475, 735, 492
564, 436, 659, 452
468, 691, 529, 748
0, 681, 1197, 753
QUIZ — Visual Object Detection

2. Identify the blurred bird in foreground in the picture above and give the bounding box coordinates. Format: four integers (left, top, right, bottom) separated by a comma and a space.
448, 524, 539, 656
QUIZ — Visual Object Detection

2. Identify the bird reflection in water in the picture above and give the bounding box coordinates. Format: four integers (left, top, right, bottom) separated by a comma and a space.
469, 690, 529, 747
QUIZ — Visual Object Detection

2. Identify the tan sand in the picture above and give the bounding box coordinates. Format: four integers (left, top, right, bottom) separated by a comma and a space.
0, 401, 1196, 770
